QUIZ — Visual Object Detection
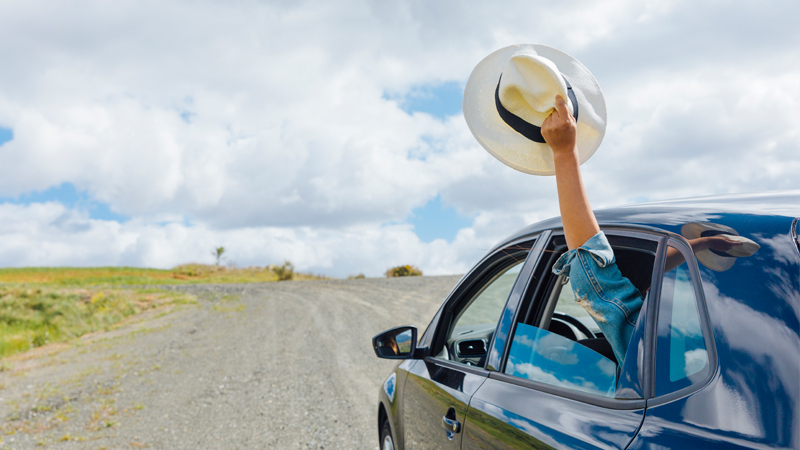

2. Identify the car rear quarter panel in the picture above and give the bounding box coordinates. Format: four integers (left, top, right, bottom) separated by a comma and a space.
632, 213, 800, 449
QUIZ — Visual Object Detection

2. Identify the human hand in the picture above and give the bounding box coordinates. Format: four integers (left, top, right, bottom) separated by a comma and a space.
704, 235, 743, 253
541, 95, 577, 156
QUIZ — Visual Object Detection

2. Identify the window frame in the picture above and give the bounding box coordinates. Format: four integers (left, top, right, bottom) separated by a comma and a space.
492, 226, 669, 409
425, 236, 537, 372
646, 236, 719, 406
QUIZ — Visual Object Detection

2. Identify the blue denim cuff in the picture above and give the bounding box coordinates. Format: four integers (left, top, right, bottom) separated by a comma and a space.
552, 232, 615, 276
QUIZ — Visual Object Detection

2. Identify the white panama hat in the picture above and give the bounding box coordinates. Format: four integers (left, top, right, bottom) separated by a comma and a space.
463, 44, 607, 176
680, 222, 760, 272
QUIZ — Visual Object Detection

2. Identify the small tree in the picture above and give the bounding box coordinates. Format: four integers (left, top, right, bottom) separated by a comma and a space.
212, 246, 225, 266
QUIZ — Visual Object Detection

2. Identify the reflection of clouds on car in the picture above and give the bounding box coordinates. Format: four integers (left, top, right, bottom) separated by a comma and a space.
684, 349, 709, 378
506, 361, 607, 397
753, 232, 798, 265
595, 358, 616, 377
506, 324, 616, 397
372, 191, 800, 449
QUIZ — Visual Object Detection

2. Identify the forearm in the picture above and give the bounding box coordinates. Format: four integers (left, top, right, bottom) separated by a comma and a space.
554, 151, 600, 250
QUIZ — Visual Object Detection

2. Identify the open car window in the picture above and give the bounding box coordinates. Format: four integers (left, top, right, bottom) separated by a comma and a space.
502, 232, 658, 400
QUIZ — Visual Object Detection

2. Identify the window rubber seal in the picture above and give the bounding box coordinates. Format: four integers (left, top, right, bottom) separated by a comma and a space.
424, 356, 491, 378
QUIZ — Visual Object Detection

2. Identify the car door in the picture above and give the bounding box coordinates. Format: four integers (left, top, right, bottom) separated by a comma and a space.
461, 230, 662, 449
401, 236, 543, 449
628, 231, 800, 449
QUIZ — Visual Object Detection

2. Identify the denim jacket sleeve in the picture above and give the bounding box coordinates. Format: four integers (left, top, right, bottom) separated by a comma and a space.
552, 232, 643, 366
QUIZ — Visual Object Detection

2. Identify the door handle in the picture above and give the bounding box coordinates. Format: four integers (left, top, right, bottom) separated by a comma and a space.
442, 415, 461, 434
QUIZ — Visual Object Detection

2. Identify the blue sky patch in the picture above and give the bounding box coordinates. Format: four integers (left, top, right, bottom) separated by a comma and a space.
409, 195, 472, 243
386, 81, 463, 119
1, 182, 130, 222
0, 127, 12, 146
180, 111, 195, 123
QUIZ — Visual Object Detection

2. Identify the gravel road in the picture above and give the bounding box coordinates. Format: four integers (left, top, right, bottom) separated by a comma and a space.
0, 276, 461, 450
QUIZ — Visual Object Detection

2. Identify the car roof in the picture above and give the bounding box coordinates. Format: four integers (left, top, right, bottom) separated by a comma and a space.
499, 190, 800, 248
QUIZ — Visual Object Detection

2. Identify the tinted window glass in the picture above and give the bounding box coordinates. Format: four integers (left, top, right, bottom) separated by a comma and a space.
505, 323, 616, 397
453, 262, 523, 330
439, 255, 527, 366
655, 243, 710, 396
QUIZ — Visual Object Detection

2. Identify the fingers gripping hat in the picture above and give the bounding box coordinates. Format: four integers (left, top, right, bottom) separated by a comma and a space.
463, 44, 607, 176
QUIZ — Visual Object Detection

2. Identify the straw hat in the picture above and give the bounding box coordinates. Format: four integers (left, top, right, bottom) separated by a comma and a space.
680, 222, 760, 272
463, 44, 607, 176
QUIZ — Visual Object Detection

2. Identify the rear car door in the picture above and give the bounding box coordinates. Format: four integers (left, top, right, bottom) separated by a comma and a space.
461, 230, 661, 449
629, 228, 800, 449
402, 237, 542, 449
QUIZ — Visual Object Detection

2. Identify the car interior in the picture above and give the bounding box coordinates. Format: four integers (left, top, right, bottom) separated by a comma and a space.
540, 245, 656, 366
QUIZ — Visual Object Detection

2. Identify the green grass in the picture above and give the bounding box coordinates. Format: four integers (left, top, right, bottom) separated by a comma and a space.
0, 264, 325, 286
0, 285, 194, 359
0, 264, 325, 360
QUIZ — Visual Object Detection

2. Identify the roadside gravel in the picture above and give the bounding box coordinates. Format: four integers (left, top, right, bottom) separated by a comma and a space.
0, 276, 461, 450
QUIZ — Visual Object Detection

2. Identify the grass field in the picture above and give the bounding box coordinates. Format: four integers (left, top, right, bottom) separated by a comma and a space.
0, 264, 324, 286
0, 285, 195, 359
0, 264, 324, 360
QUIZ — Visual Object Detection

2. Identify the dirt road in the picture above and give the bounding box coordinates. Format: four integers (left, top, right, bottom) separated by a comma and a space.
0, 276, 461, 449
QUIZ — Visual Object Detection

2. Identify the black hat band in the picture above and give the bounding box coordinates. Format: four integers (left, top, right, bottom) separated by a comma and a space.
495, 74, 579, 143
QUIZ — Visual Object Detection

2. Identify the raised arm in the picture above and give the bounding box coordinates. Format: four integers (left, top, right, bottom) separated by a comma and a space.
541, 95, 600, 250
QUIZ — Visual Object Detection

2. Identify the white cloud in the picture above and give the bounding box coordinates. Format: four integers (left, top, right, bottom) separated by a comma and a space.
0, 0, 797, 274
0, 202, 494, 277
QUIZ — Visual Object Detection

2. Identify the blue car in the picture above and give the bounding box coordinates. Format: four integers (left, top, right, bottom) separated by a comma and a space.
373, 191, 800, 450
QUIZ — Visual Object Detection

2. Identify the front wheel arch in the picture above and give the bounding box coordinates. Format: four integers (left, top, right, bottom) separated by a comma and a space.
380, 417, 394, 450
378, 403, 388, 443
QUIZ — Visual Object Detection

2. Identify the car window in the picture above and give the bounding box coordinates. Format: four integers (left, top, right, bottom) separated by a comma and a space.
505, 323, 617, 397
554, 278, 598, 336
452, 262, 523, 330
654, 243, 710, 396
438, 254, 527, 367
502, 234, 656, 400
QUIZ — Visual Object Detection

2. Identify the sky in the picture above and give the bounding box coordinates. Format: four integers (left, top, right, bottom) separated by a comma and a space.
0, 0, 797, 277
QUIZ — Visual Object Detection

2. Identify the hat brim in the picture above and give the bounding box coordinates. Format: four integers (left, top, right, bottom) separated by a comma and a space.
695, 249, 737, 272
463, 44, 607, 176
680, 222, 760, 272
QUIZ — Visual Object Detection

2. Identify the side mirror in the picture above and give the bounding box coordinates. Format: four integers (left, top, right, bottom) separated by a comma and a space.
372, 326, 418, 359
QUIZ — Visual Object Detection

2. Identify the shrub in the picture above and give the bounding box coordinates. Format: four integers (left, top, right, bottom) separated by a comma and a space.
273, 261, 295, 281
172, 264, 223, 278
348, 274, 366, 279
385, 265, 423, 278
